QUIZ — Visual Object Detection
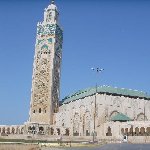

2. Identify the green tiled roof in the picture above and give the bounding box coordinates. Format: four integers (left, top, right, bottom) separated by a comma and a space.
111, 113, 132, 121
62, 85, 150, 104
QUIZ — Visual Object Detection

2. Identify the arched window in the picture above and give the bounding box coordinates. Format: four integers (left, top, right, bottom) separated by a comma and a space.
65, 128, 69, 136
73, 113, 80, 136
57, 128, 60, 135
121, 128, 124, 135
125, 128, 128, 135
16, 127, 19, 134
33, 110, 35, 113
39, 108, 41, 113
83, 111, 91, 136
21, 127, 24, 134
50, 128, 54, 135
39, 126, 44, 131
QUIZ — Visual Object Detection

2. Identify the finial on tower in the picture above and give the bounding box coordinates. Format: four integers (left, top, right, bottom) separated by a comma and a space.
51, 0, 55, 4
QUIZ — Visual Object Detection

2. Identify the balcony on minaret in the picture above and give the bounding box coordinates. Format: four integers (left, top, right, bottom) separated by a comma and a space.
44, 0, 59, 24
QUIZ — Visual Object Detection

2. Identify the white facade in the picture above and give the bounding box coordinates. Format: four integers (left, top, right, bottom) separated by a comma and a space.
55, 86, 150, 139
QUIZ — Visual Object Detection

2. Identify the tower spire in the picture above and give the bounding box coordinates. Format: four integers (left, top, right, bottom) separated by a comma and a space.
29, 0, 63, 125
51, 0, 55, 4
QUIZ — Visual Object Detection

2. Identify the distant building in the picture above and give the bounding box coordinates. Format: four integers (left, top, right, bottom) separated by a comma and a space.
0, 0, 150, 143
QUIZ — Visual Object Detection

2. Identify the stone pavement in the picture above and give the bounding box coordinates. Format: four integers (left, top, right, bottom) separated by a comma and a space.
41, 143, 150, 150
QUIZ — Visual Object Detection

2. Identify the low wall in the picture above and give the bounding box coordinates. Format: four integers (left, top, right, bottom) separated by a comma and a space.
0, 143, 39, 150
3, 134, 150, 144
128, 136, 150, 143
0, 134, 93, 142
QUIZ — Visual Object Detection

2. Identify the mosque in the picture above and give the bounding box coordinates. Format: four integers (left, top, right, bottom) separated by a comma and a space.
0, 0, 150, 143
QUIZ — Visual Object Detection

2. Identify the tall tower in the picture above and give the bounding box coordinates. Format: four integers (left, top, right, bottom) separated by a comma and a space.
29, 0, 63, 125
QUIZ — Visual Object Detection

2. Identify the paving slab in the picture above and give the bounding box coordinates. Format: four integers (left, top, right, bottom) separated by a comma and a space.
41, 143, 150, 150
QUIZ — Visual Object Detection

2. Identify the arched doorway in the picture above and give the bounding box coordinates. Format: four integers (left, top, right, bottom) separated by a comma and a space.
6, 127, 10, 134
146, 127, 150, 136
11, 127, 15, 134
140, 127, 145, 136
2, 127, 5, 134
106, 126, 112, 136
135, 127, 139, 136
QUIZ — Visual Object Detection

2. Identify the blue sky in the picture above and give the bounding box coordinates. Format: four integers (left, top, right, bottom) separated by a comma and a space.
0, 0, 150, 124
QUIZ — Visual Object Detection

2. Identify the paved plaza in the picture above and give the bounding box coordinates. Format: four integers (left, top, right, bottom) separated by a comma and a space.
42, 144, 150, 150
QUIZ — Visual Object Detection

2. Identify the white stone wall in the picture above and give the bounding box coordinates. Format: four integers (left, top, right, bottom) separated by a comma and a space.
56, 93, 150, 138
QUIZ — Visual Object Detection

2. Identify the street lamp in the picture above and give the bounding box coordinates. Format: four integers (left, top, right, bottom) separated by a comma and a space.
91, 67, 104, 143
144, 100, 149, 121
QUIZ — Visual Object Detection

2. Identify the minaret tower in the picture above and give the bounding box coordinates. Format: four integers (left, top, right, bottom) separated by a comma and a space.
29, 0, 63, 125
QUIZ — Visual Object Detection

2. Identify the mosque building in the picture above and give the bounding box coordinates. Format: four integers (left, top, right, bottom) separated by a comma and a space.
0, 0, 150, 142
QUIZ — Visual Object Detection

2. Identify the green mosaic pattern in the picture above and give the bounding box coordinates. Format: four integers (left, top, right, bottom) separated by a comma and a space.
62, 86, 150, 104
37, 24, 63, 41
37, 39, 44, 45
37, 38, 52, 46
47, 38, 52, 43
37, 24, 55, 35
41, 44, 48, 50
